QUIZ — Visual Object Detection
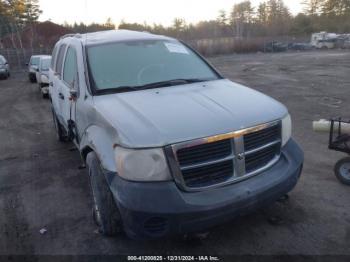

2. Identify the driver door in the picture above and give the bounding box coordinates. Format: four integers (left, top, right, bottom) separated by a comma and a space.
59, 46, 79, 142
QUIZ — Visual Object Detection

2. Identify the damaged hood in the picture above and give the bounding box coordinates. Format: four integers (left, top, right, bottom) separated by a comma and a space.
93, 79, 288, 147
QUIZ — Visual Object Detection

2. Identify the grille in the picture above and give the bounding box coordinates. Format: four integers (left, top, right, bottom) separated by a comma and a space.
177, 139, 232, 166
182, 160, 233, 188
245, 144, 280, 173
244, 124, 281, 151
171, 122, 282, 190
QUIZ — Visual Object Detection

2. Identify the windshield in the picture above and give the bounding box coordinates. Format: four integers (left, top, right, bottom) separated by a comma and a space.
87, 40, 219, 92
30, 57, 40, 66
0, 56, 5, 65
41, 58, 51, 71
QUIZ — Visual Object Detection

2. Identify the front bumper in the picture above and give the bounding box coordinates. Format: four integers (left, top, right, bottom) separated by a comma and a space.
108, 139, 303, 239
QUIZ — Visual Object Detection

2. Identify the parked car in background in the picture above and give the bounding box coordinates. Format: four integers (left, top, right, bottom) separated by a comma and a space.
288, 43, 314, 51
36, 56, 51, 98
49, 30, 304, 239
316, 39, 336, 49
27, 55, 45, 83
264, 41, 288, 52
0, 55, 10, 79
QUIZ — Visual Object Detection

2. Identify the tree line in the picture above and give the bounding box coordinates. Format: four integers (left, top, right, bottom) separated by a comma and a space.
63, 18, 115, 33
118, 0, 350, 39
0, 0, 41, 43
1, 0, 349, 48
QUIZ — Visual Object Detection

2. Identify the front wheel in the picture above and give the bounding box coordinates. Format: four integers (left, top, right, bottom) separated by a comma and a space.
334, 157, 350, 185
29, 74, 36, 83
86, 152, 123, 236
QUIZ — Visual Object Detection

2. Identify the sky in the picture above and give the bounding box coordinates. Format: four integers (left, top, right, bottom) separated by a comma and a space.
39, 0, 304, 26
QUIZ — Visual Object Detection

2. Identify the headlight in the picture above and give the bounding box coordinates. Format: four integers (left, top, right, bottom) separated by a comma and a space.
114, 146, 172, 181
41, 74, 49, 83
282, 114, 292, 146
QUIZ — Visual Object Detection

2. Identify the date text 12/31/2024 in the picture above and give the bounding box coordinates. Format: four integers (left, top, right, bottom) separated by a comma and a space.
127, 256, 220, 261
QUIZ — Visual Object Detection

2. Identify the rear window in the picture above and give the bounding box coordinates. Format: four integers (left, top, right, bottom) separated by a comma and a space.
51, 46, 59, 70
55, 44, 67, 75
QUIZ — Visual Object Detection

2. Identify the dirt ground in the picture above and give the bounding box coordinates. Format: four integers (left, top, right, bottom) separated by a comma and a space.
0, 50, 350, 257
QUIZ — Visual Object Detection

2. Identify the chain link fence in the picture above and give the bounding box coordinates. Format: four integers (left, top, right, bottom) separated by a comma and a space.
0, 47, 52, 71
0, 36, 311, 70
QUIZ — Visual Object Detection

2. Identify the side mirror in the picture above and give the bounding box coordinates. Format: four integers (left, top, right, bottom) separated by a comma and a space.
36, 68, 39, 72
26, 63, 29, 66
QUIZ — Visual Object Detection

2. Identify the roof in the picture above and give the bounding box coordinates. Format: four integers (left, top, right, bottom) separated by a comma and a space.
31, 55, 50, 58
63, 30, 174, 46
40, 56, 52, 60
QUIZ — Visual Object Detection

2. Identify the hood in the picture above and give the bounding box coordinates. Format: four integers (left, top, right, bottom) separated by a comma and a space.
93, 79, 288, 148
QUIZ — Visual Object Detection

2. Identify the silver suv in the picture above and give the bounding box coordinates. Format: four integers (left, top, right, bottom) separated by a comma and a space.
49, 30, 303, 239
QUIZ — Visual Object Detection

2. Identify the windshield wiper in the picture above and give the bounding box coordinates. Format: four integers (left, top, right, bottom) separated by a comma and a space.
97, 78, 212, 95
97, 85, 139, 95
137, 78, 210, 90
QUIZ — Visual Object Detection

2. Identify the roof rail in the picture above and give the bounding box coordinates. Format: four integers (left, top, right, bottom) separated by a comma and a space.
60, 33, 82, 40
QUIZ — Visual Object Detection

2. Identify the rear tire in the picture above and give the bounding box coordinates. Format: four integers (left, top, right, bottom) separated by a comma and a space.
86, 152, 123, 236
334, 157, 350, 185
52, 109, 66, 142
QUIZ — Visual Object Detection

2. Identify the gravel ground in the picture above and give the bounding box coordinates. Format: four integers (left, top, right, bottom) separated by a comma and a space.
0, 50, 350, 257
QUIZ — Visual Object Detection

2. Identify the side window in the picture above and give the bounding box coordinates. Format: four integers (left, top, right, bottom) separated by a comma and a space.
55, 44, 67, 76
50, 45, 58, 70
63, 47, 78, 88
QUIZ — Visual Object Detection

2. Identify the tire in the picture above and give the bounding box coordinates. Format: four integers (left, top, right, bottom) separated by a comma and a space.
86, 152, 123, 236
29, 74, 36, 83
334, 157, 350, 185
51, 108, 66, 142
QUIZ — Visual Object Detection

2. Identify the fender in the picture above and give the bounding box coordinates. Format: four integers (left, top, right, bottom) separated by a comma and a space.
79, 125, 117, 172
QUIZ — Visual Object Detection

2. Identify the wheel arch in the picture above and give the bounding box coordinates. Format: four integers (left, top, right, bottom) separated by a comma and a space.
79, 125, 117, 172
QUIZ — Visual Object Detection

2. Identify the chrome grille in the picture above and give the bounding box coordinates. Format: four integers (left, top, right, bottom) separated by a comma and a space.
245, 144, 280, 173
177, 139, 232, 166
244, 124, 281, 151
182, 160, 233, 187
167, 121, 282, 191
243, 124, 281, 174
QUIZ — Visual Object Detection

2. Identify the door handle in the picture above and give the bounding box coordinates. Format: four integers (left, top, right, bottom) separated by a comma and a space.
59, 93, 64, 100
